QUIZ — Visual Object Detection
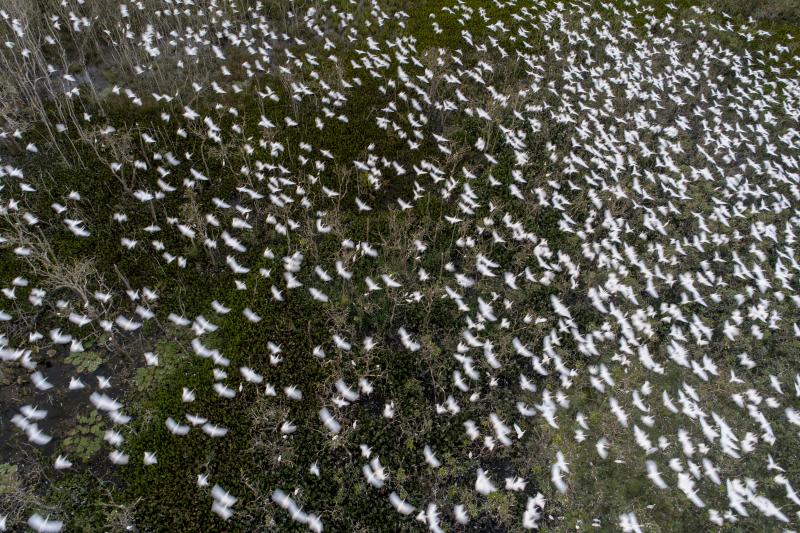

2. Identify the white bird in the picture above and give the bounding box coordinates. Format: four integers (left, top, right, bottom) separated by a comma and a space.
109, 411, 131, 425
213, 383, 236, 399
335, 379, 359, 402
271, 286, 284, 301
49, 328, 72, 344
20, 405, 46, 420
389, 492, 414, 515
362, 457, 387, 488
144, 352, 159, 366
27, 514, 63, 533
336, 261, 353, 280
211, 300, 231, 314
284, 385, 303, 400
319, 408, 341, 434
315, 266, 332, 282
677, 473, 705, 508
109, 450, 129, 465
212, 485, 238, 508
767, 454, 785, 473
31, 371, 52, 391
423, 445, 441, 468
186, 414, 207, 426
398, 327, 420, 351
381, 274, 402, 288
182, 388, 196, 402
89, 392, 121, 412
505, 476, 528, 491
26, 424, 52, 445
309, 287, 329, 302
550, 295, 572, 319
513, 337, 534, 358
333, 335, 351, 351
619, 512, 643, 533
284, 272, 302, 289
115, 315, 142, 331
202, 423, 228, 438
226, 255, 250, 274
54, 455, 72, 469
240, 367, 263, 384
596, 438, 609, 459
454, 504, 469, 524
355, 197, 372, 212
166, 417, 190, 436
475, 468, 497, 495
646, 460, 669, 489
243, 308, 261, 323
551, 463, 568, 494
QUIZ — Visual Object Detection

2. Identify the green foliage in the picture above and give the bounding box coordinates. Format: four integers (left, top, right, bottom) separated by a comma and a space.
3, 0, 800, 531
133, 340, 186, 392
43, 472, 125, 532
65, 351, 103, 373
0, 464, 20, 496
62, 410, 105, 462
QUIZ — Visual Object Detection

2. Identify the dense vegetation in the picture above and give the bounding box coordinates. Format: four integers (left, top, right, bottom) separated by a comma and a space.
2, 0, 800, 531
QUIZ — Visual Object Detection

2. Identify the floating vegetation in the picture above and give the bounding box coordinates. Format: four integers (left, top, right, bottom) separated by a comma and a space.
64, 351, 103, 374
62, 411, 104, 462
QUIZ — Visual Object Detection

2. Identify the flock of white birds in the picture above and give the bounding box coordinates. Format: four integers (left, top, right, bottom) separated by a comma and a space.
2, 0, 800, 531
